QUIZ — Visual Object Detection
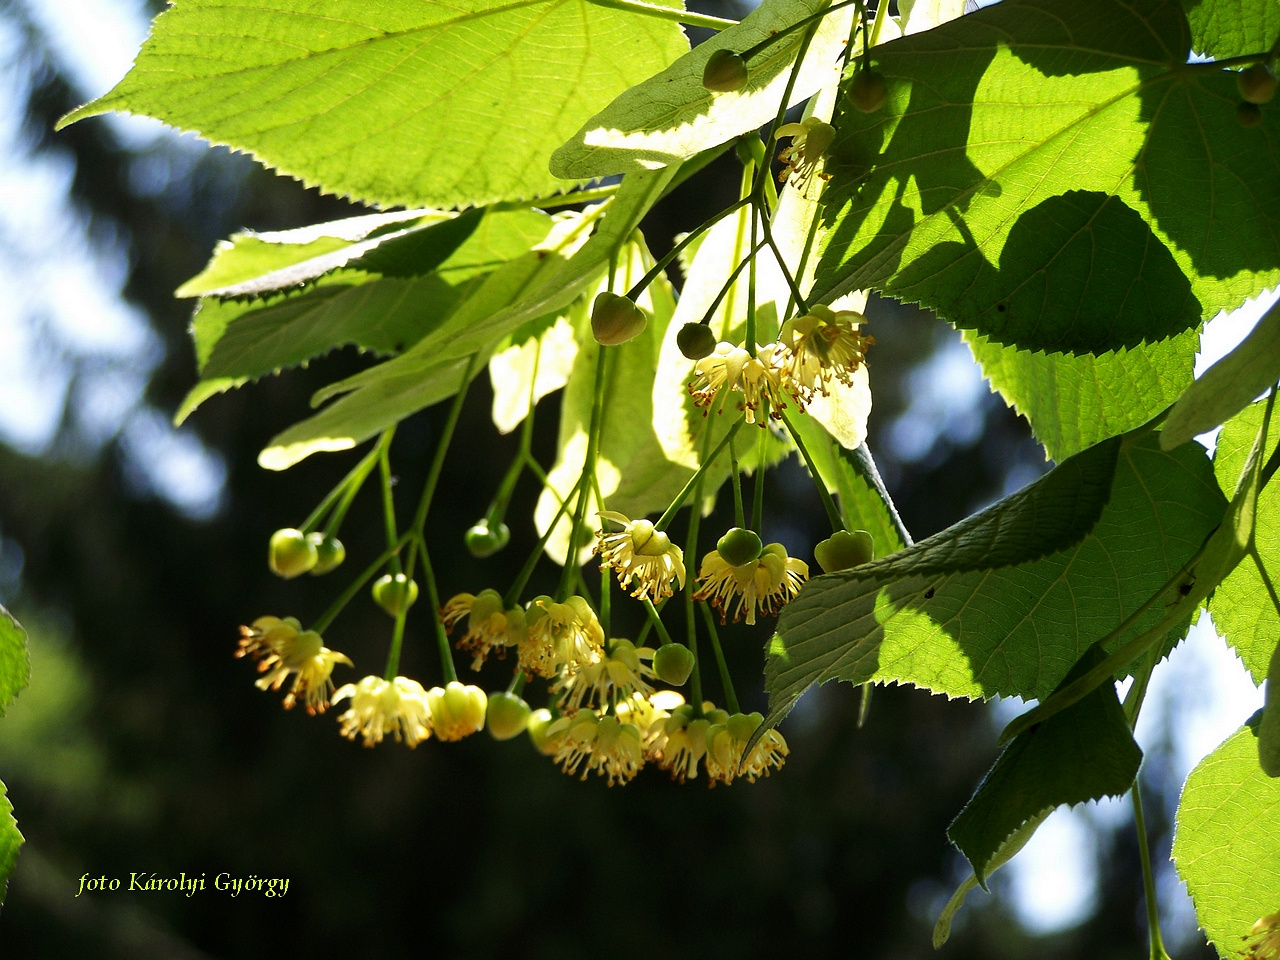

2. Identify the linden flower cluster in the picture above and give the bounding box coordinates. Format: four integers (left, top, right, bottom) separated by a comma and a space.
688, 313, 871, 425
236, 616, 351, 714
331, 676, 487, 748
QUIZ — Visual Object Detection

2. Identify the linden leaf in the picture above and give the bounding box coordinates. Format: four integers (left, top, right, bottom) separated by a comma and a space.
0, 606, 29, 719
1173, 716, 1280, 959
258, 165, 677, 470
1181, 0, 1280, 59
815, 0, 1280, 354
61, 0, 690, 208
1209, 401, 1280, 681
965, 328, 1200, 461
551, 0, 852, 179
1162, 296, 1280, 451
0, 780, 20, 908
489, 315, 580, 435
764, 433, 1225, 725
948, 647, 1142, 887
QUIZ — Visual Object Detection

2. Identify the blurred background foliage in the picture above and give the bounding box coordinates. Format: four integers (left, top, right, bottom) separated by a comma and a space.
0, 0, 1233, 956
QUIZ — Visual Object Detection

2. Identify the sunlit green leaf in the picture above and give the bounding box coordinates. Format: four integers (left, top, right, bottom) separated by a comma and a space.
0, 780, 20, 908
815, 0, 1280, 353
948, 647, 1142, 886
489, 315, 579, 435
1162, 297, 1280, 451
1209, 401, 1280, 681
176, 209, 451, 298
765, 434, 1225, 725
551, 0, 852, 178
1181, 0, 1280, 58
61, 0, 690, 208
1174, 716, 1280, 959
0, 607, 28, 718
966, 328, 1200, 461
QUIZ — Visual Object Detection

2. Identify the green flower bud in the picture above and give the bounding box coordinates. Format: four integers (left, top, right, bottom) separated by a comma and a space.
702, 49, 748, 93
1238, 100, 1264, 128
676, 322, 718, 360
306, 533, 346, 575
486, 692, 533, 741
653, 642, 696, 686
847, 69, 888, 113
269, 528, 318, 579
591, 292, 648, 346
371, 573, 419, 618
704, 707, 730, 727
465, 519, 510, 558
717, 527, 763, 567
527, 708, 560, 756
1238, 63, 1277, 104
813, 529, 875, 574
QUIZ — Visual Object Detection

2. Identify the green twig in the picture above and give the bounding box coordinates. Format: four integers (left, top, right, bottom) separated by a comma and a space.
781, 406, 844, 531
699, 601, 739, 713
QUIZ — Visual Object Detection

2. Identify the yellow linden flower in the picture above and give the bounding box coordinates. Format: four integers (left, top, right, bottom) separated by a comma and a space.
424, 681, 487, 741
775, 118, 836, 192
441, 589, 526, 670
551, 638, 656, 714
520, 595, 605, 679
648, 705, 715, 783
236, 616, 352, 714
596, 511, 686, 602
693, 543, 808, 625
332, 675, 433, 748
689, 341, 787, 425
546, 712, 644, 786
778, 306, 874, 403
705, 712, 789, 786
1247, 912, 1280, 960
616, 689, 686, 747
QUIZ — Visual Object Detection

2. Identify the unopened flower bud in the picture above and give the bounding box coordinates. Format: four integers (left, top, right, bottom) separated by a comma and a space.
703, 49, 748, 93
591, 292, 647, 346
847, 69, 888, 113
813, 529, 875, 573
465, 519, 510, 558
269, 528, 318, 579
1238, 63, 1277, 104
717, 527, 763, 567
307, 533, 346, 575
486, 691, 533, 740
677, 322, 718, 360
372, 573, 419, 618
653, 642, 696, 686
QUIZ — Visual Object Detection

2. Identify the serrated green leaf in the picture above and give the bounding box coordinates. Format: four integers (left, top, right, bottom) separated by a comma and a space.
815, 0, 1280, 353
1163, 298, 1280, 451
194, 209, 551, 378
764, 434, 1225, 725
1173, 716, 1280, 959
0, 779, 20, 908
1261, 641, 1280, 776
933, 811, 1049, 948
551, 0, 852, 179
257, 165, 677, 469
1182, 0, 1280, 59
62, 0, 690, 209
965, 327, 1200, 461
948, 647, 1142, 886
176, 208, 450, 298
0, 606, 29, 718
790, 414, 908, 557
1209, 401, 1280, 681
